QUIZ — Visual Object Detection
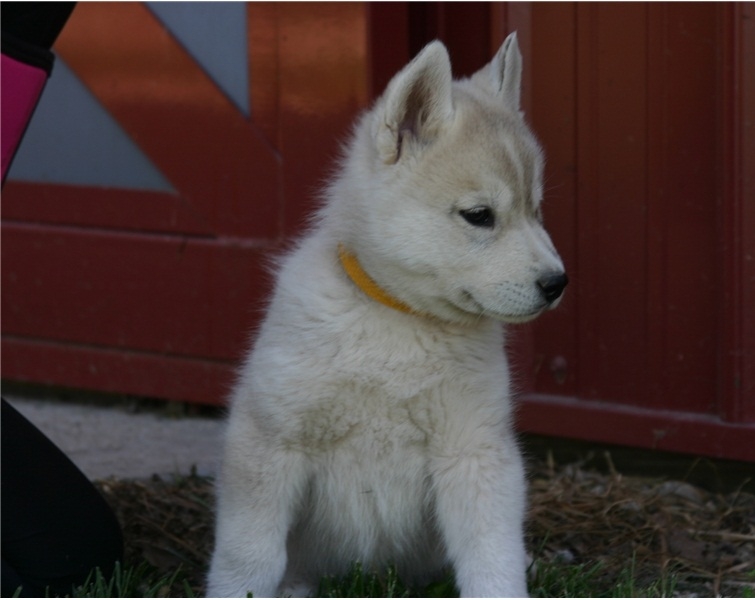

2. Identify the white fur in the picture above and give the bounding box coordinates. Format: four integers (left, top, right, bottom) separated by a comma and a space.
207, 32, 565, 598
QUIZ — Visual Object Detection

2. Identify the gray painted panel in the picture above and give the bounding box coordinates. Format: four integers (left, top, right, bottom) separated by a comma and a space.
147, 2, 249, 116
8, 59, 174, 192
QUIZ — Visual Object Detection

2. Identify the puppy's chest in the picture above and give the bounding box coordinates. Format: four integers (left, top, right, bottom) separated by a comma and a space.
290, 387, 438, 548
292, 385, 434, 458
267, 312, 508, 462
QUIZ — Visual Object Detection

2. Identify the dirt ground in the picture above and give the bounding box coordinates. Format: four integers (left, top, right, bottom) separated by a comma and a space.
95, 453, 755, 597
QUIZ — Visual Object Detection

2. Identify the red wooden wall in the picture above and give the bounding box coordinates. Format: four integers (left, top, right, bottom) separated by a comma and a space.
517, 3, 755, 462
2, 3, 753, 461
3, 3, 369, 404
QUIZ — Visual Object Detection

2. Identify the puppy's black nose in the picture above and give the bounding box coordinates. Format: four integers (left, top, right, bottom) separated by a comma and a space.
537, 273, 568, 303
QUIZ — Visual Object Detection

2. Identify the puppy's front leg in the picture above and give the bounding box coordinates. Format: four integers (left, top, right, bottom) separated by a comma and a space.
207, 441, 308, 598
432, 433, 528, 598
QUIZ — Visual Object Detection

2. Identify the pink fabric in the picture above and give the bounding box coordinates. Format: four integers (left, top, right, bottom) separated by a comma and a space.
2, 52, 48, 180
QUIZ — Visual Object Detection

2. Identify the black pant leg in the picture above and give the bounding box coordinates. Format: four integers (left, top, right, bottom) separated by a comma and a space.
1, 398, 124, 597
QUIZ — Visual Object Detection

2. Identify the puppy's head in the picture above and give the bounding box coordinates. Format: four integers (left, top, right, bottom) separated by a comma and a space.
340, 33, 567, 325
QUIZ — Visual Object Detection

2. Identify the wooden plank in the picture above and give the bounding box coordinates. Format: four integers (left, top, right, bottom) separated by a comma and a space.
2, 182, 212, 235
719, 2, 755, 423
248, 3, 281, 149
742, 2, 755, 421
518, 394, 755, 463
1, 223, 270, 361
577, 4, 650, 406
368, 4, 409, 98
528, 2, 579, 396
2, 336, 233, 406
658, 3, 718, 414
277, 3, 369, 238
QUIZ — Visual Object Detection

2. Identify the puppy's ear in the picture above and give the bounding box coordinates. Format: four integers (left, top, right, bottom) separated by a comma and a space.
375, 41, 454, 164
475, 31, 522, 112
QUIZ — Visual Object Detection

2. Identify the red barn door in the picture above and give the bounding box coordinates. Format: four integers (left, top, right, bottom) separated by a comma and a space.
2, 3, 369, 403
516, 3, 755, 461
3, 3, 753, 461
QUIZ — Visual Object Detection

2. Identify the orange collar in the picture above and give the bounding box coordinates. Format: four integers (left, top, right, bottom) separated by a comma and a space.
338, 244, 416, 315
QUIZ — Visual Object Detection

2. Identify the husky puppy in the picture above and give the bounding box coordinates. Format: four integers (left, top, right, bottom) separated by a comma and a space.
207, 33, 566, 598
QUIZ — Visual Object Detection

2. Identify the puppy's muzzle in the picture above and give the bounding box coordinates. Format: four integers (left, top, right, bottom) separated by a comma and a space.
537, 272, 568, 304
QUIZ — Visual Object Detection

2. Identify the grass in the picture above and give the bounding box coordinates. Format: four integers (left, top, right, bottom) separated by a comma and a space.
528, 556, 678, 598
70, 562, 194, 598
317, 563, 457, 598
64, 562, 454, 598
318, 558, 681, 598
57, 558, 684, 598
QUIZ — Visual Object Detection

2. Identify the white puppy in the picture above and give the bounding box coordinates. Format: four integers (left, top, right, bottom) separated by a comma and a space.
207, 32, 566, 598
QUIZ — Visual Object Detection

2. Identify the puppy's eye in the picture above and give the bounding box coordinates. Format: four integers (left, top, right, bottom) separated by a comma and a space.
459, 206, 495, 228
